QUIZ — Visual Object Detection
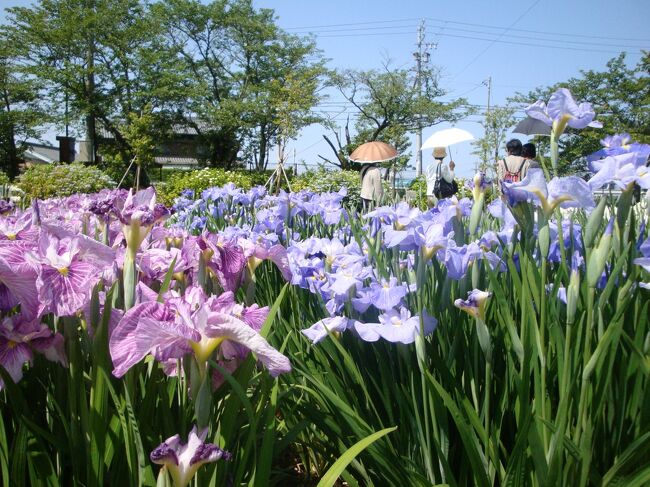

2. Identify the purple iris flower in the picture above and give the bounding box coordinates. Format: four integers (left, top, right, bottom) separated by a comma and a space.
392, 202, 421, 230
502, 168, 548, 206
547, 176, 595, 209
0, 243, 39, 319
26, 228, 115, 317
454, 289, 492, 320
301, 316, 350, 344
327, 261, 371, 296
413, 221, 450, 259
194, 233, 247, 292
0, 212, 38, 241
526, 88, 602, 130
369, 277, 408, 311
0, 314, 67, 389
383, 226, 418, 251
466, 172, 492, 200
442, 242, 482, 280
85, 189, 128, 223
352, 320, 381, 342
238, 237, 292, 282
109, 286, 290, 377
587, 153, 645, 191
138, 247, 189, 282
150, 425, 231, 487
548, 220, 583, 264
113, 187, 170, 226
487, 199, 516, 232
351, 287, 374, 313
586, 133, 634, 163
375, 307, 437, 344
639, 236, 650, 258
635, 257, 650, 274
0, 200, 14, 215
112, 187, 170, 251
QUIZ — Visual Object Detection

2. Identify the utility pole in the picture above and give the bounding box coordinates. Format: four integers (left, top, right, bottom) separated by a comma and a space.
478, 76, 492, 173
413, 21, 436, 177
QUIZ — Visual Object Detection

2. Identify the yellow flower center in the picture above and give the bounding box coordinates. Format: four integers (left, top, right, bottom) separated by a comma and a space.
6, 233, 16, 240
58, 267, 69, 276
190, 337, 225, 364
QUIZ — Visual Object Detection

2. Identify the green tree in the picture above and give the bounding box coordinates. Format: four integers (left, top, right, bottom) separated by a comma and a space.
321, 61, 472, 172
0, 31, 48, 179
513, 52, 649, 174
5, 0, 187, 169
154, 0, 325, 170
471, 105, 516, 178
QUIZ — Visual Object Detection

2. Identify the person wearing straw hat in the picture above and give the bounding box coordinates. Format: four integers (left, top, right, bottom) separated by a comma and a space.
360, 162, 383, 211
425, 147, 457, 205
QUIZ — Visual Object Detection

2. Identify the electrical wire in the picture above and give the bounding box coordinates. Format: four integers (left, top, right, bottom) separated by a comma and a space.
453, 0, 543, 78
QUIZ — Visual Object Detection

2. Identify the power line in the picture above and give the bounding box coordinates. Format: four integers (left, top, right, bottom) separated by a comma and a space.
284, 18, 421, 30
285, 16, 650, 44
453, 0, 542, 78
295, 29, 637, 54
426, 16, 650, 43
292, 23, 646, 49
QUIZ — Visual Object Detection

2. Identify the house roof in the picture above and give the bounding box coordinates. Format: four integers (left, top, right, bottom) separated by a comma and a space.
22, 143, 60, 164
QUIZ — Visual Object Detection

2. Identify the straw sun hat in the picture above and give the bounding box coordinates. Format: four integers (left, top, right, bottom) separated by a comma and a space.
433, 147, 447, 159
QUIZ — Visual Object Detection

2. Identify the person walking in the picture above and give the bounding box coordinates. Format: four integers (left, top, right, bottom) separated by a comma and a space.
360, 162, 383, 211
522, 142, 541, 169
497, 139, 528, 184
425, 147, 457, 206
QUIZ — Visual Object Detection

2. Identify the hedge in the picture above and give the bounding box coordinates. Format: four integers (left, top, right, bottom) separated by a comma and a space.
156, 168, 270, 206
17, 163, 115, 199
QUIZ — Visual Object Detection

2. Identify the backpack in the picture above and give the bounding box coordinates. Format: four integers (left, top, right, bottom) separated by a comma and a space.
433, 163, 458, 199
503, 158, 526, 183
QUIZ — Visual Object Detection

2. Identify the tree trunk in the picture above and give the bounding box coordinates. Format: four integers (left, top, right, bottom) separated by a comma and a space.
85, 0, 97, 163
257, 125, 267, 171
4, 123, 19, 180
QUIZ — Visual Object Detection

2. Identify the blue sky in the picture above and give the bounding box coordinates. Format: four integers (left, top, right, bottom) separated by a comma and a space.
2, 0, 649, 178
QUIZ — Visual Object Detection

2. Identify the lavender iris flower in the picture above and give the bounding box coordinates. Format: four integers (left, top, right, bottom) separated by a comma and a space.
587, 153, 646, 191
374, 307, 437, 344
442, 242, 483, 280
502, 168, 548, 206
369, 277, 408, 310
327, 261, 371, 296
526, 88, 602, 131
301, 316, 350, 344
109, 286, 291, 377
150, 425, 231, 487
547, 176, 595, 209
586, 133, 633, 163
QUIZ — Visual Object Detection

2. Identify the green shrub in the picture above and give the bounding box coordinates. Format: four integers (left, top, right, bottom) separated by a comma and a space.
156, 167, 270, 206
0, 171, 9, 186
17, 163, 115, 199
292, 169, 363, 206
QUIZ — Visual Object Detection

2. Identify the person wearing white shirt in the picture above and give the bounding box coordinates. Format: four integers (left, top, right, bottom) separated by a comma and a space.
425, 147, 456, 206
360, 163, 383, 211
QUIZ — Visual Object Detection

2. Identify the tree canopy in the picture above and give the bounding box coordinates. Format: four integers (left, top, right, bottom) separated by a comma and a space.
513, 52, 649, 174
1, 0, 325, 180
